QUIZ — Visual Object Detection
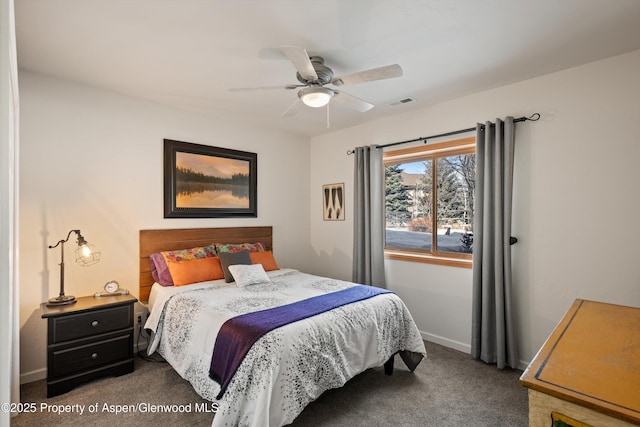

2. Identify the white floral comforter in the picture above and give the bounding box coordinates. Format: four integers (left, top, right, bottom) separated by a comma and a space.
145, 269, 426, 427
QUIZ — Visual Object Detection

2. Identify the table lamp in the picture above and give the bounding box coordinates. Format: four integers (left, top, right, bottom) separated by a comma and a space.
47, 229, 101, 306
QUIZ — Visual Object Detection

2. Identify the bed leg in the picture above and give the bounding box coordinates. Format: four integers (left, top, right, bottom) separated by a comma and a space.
384, 355, 395, 375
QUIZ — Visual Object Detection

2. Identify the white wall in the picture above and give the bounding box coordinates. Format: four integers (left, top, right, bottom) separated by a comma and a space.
18, 71, 311, 382
310, 49, 640, 367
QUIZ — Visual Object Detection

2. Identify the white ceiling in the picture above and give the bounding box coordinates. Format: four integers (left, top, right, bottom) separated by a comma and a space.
15, 0, 640, 138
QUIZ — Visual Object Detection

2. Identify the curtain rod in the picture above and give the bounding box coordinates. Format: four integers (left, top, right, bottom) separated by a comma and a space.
346, 113, 540, 155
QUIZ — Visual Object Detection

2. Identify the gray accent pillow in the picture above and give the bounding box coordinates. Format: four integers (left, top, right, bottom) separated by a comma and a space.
218, 250, 252, 283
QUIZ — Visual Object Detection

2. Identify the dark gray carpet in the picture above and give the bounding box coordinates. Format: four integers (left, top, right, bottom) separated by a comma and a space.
12, 342, 528, 426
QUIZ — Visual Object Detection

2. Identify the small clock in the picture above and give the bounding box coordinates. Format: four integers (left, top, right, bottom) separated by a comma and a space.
94, 281, 129, 298
104, 280, 120, 293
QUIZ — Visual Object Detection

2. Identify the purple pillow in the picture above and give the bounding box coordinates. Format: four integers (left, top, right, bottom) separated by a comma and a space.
150, 253, 174, 286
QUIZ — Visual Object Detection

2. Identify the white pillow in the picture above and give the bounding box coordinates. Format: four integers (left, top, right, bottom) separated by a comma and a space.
228, 263, 271, 287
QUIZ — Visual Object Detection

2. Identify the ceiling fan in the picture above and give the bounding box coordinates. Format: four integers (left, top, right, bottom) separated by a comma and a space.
228, 46, 403, 119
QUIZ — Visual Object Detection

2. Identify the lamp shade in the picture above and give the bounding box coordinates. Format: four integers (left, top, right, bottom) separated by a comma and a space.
299, 86, 334, 108
75, 241, 101, 266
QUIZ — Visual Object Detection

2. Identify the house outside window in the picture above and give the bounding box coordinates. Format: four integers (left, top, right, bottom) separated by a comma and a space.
383, 137, 475, 268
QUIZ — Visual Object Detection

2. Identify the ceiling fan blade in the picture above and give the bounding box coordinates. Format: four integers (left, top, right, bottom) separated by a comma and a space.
332, 90, 374, 112
281, 98, 303, 118
281, 46, 318, 82
228, 84, 302, 92
331, 64, 402, 86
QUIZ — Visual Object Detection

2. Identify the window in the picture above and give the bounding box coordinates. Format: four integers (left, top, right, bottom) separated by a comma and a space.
384, 137, 475, 268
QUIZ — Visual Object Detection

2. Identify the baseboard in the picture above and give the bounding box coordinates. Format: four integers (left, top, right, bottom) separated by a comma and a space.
421, 331, 471, 354
420, 331, 531, 370
20, 368, 46, 384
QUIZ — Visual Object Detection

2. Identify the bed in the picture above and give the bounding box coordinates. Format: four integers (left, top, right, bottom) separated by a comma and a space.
140, 226, 426, 426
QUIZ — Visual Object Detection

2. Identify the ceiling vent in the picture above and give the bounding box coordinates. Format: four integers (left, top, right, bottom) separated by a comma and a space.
389, 97, 415, 107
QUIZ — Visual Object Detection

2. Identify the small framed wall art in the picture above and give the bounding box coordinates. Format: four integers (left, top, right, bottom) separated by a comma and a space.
322, 183, 345, 221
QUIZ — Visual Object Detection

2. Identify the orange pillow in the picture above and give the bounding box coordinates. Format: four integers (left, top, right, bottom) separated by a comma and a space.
249, 251, 279, 271
166, 256, 225, 286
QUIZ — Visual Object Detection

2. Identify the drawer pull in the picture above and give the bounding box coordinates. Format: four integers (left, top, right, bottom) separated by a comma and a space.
91, 320, 99, 327
91, 353, 98, 359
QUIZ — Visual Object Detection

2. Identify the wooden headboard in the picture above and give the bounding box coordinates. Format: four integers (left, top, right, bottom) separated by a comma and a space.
139, 226, 273, 303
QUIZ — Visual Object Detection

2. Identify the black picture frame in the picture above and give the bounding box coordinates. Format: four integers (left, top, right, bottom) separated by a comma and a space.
163, 139, 257, 218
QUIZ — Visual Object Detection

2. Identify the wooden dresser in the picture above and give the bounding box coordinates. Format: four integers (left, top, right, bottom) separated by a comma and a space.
520, 299, 640, 426
41, 294, 137, 397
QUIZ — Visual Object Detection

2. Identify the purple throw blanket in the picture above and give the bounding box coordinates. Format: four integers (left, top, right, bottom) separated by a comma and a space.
209, 285, 392, 399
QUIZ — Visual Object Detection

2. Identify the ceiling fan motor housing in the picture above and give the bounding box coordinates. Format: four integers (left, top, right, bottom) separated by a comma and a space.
297, 56, 334, 85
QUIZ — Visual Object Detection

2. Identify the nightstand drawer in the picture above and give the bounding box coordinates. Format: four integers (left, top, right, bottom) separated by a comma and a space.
51, 334, 132, 378
50, 305, 132, 343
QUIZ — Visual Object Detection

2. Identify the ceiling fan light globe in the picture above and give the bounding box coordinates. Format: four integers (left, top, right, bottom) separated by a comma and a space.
299, 87, 334, 108
303, 93, 331, 107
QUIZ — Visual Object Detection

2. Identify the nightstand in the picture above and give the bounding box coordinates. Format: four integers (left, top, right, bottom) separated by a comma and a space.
41, 294, 138, 397
520, 299, 640, 426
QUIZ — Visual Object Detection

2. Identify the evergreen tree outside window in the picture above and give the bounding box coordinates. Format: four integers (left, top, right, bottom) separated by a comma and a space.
385, 164, 411, 227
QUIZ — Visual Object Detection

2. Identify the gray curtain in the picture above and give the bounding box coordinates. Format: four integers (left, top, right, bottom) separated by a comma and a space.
471, 117, 519, 369
352, 145, 386, 288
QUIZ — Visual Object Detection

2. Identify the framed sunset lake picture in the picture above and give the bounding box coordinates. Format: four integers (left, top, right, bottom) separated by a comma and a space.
163, 139, 257, 218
